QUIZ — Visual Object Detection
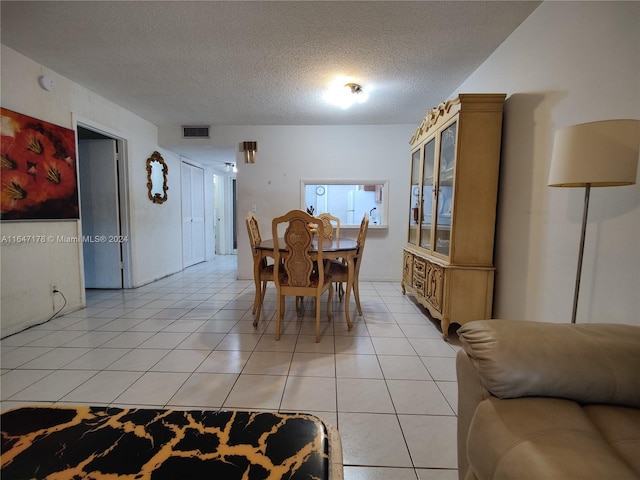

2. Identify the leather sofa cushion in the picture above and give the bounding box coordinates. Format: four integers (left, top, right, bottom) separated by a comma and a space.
467, 397, 640, 480
584, 405, 640, 474
457, 320, 640, 407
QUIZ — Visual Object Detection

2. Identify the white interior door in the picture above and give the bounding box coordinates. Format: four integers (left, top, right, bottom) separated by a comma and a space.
182, 163, 193, 266
182, 162, 205, 267
191, 166, 205, 263
79, 139, 122, 288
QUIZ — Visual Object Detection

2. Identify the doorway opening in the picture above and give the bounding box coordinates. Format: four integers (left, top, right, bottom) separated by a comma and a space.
213, 172, 237, 255
76, 125, 132, 289
232, 177, 237, 251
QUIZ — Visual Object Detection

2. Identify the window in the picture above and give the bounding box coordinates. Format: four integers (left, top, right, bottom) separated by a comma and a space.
301, 180, 388, 228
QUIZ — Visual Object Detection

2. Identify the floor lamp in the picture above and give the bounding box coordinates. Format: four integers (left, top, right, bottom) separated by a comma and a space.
548, 119, 639, 323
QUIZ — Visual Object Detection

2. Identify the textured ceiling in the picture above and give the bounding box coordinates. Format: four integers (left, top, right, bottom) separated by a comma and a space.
1, 1, 540, 163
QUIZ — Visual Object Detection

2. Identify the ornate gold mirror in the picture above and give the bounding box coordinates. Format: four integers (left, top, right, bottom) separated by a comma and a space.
146, 151, 168, 204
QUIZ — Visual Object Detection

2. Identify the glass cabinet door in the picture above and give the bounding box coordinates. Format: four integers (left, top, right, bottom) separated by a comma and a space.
408, 148, 421, 245
434, 121, 456, 256
420, 138, 436, 250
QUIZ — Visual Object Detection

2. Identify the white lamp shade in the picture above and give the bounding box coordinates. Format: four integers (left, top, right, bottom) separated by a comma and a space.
548, 119, 639, 187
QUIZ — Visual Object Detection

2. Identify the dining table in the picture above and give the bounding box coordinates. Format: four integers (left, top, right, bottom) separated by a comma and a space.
255, 237, 358, 330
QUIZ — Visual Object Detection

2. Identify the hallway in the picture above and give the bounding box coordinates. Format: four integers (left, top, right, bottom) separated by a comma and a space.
1, 256, 459, 479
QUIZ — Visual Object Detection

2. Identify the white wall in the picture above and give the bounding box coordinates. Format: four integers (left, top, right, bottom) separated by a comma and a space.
161, 124, 413, 282
1, 46, 184, 336
235, 125, 412, 282
454, 1, 639, 325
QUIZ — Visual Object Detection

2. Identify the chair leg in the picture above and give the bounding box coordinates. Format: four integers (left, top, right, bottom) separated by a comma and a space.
252, 288, 259, 314
253, 281, 267, 328
296, 296, 306, 316
276, 294, 283, 341
252, 311, 259, 328
252, 269, 262, 314
315, 296, 321, 343
327, 286, 333, 321
354, 279, 363, 316
261, 281, 268, 303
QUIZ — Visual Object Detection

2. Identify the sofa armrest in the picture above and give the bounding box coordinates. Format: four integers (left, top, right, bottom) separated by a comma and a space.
456, 349, 491, 480
457, 320, 640, 408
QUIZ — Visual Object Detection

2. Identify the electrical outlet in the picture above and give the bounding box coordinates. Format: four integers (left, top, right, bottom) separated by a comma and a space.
51, 285, 58, 295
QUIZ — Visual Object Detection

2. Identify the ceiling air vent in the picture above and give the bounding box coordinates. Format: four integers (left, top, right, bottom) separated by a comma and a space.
182, 125, 210, 138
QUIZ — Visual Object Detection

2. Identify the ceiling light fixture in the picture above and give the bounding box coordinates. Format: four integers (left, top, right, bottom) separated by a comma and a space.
326, 79, 369, 109
224, 162, 237, 173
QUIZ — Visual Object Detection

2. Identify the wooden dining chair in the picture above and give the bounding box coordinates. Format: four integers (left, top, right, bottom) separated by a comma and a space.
318, 212, 345, 297
327, 212, 369, 316
317, 212, 340, 240
272, 209, 333, 342
245, 211, 273, 328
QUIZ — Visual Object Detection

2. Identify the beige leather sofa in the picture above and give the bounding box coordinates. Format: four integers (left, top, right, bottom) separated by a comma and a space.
456, 319, 640, 480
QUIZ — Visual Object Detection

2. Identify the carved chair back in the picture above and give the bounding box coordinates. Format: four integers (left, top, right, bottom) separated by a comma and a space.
246, 211, 262, 247
354, 212, 370, 273
272, 209, 333, 342
272, 209, 326, 292
317, 212, 340, 241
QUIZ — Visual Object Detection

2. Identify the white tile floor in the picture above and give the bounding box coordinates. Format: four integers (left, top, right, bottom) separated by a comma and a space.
1, 255, 460, 480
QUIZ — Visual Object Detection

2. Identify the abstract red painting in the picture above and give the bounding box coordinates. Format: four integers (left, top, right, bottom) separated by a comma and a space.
1, 108, 79, 220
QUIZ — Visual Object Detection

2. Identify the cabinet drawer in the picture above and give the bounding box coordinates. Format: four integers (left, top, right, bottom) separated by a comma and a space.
413, 257, 427, 278
413, 274, 426, 296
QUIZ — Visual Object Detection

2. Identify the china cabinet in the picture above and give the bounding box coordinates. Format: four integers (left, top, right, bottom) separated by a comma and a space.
402, 94, 506, 338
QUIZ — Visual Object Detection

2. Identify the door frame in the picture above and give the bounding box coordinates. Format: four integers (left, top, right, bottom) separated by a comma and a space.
73, 114, 133, 289
231, 176, 237, 252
